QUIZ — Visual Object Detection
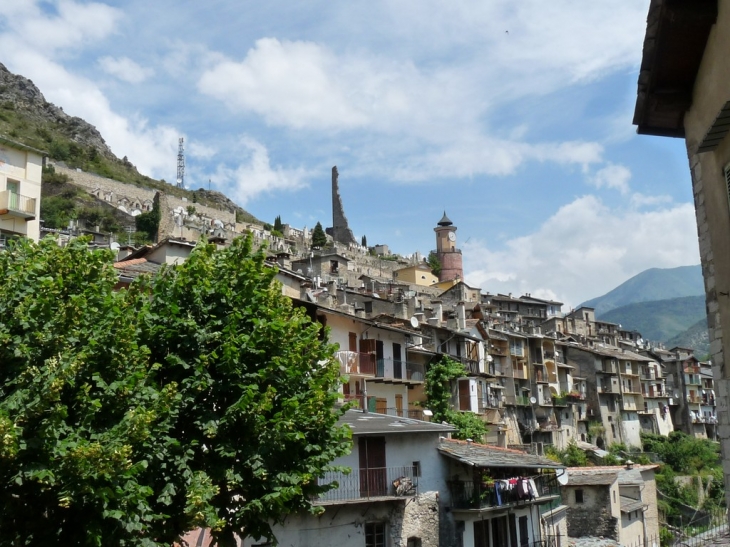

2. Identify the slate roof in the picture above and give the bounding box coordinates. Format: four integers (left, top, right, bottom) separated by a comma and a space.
438, 439, 565, 470
339, 410, 456, 436
566, 469, 618, 486
565, 465, 658, 487
113, 258, 162, 280
620, 496, 646, 513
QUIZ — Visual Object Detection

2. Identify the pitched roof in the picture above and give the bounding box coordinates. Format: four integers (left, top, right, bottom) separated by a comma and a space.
566, 468, 618, 486
565, 465, 658, 487
339, 410, 456, 435
438, 439, 565, 470
620, 496, 646, 513
113, 258, 162, 280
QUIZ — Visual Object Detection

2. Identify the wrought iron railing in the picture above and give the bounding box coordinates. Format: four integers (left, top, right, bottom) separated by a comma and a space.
449, 474, 559, 510
314, 466, 418, 503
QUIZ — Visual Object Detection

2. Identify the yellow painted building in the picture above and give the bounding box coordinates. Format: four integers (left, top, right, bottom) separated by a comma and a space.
393, 264, 439, 286
0, 137, 43, 243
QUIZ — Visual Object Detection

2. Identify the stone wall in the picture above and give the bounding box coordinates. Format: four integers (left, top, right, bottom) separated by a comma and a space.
394, 491, 442, 547
330, 166, 358, 246
565, 486, 619, 540
53, 165, 237, 227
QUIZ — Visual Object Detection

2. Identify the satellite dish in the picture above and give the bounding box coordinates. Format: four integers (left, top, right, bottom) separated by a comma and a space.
487, 355, 493, 362
557, 470, 569, 486
530, 396, 537, 405
110, 242, 120, 251
410, 316, 419, 328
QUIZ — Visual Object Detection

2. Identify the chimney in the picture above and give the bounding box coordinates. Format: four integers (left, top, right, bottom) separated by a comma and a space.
457, 301, 467, 331
432, 300, 443, 327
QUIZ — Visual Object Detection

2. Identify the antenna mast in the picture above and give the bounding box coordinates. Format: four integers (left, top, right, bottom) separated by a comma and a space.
176, 137, 185, 189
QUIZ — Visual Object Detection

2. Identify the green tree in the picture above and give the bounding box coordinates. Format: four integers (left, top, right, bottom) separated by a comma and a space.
0, 236, 351, 545
311, 221, 327, 248
424, 356, 487, 442
427, 251, 441, 277
273, 215, 283, 233
135, 195, 161, 242
361, 235, 367, 247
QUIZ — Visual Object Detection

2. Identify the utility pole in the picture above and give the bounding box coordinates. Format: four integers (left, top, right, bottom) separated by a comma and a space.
176, 138, 185, 189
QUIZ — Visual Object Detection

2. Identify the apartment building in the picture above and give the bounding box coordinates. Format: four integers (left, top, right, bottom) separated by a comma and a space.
0, 136, 43, 244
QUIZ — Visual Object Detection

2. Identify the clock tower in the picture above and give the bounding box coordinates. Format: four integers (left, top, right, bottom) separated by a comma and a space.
434, 211, 463, 282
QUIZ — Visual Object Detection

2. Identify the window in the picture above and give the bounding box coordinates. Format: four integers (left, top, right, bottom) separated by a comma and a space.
406, 538, 421, 547
366, 522, 386, 547
575, 489, 584, 504
412, 461, 421, 477
613, 490, 616, 503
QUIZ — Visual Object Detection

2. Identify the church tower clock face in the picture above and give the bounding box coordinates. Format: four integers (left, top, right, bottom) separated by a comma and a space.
448, 231, 456, 242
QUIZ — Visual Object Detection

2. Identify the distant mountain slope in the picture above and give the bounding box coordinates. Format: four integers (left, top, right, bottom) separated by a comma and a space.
666, 317, 710, 358
580, 265, 703, 315
598, 295, 706, 343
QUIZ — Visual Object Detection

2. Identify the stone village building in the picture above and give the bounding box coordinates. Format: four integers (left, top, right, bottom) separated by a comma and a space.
562, 465, 660, 546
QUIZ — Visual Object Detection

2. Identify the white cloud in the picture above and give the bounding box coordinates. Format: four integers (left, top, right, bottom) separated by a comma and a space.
98, 56, 153, 83
590, 163, 631, 194
198, 39, 369, 130
463, 195, 700, 309
212, 137, 308, 205
0, 1, 121, 55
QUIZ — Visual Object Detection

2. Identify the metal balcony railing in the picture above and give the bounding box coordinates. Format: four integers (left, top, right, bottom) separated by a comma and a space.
449, 474, 559, 510
335, 351, 376, 376
373, 358, 426, 382
314, 466, 418, 503
504, 395, 531, 406
477, 396, 503, 411
0, 190, 36, 219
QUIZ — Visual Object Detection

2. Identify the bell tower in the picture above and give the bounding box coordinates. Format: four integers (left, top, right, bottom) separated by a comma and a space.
434, 211, 463, 282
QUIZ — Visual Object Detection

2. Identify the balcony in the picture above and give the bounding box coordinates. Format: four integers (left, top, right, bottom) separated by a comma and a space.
0, 190, 36, 220
448, 474, 560, 511
456, 357, 480, 375
314, 466, 418, 503
505, 395, 531, 406
372, 358, 426, 383
335, 351, 376, 376
478, 396, 503, 411
598, 384, 621, 394
552, 396, 568, 407
512, 366, 529, 380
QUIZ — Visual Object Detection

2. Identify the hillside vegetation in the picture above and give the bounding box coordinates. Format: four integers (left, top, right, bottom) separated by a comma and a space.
0, 63, 260, 225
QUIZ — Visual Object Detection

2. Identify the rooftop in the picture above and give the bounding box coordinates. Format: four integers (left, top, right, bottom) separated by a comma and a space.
439, 438, 565, 470
339, 410, 456, 436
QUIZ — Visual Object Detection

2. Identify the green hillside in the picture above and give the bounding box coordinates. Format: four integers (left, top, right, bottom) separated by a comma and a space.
598, 295, 706, 344
666, 317, 710, 358
581, 265, 703, 315
0, 62, 260, 225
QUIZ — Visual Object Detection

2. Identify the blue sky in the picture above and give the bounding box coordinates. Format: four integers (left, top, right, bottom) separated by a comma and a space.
0, 0, 699, 308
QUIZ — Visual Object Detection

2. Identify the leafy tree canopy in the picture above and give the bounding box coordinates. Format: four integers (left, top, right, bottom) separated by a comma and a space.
427, 251, 441, 277
424, 356, 487, 442
0, 236, 350, 546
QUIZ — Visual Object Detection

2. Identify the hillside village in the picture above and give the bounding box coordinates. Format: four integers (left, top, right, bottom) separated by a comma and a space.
1, 133, 724, 547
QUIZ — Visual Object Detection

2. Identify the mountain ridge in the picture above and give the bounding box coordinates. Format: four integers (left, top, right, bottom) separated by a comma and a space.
580, 265, 703, 316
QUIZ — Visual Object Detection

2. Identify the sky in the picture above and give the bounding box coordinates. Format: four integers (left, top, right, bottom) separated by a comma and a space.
0, 0, 700, 309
